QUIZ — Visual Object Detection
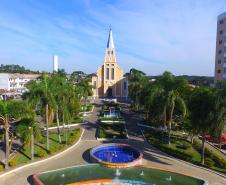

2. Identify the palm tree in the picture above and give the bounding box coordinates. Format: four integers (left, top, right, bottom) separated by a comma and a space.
24, 74, 55, 150
189, 87, 215, 165
128, 68, 147, 111
49, 72, 70, 143
211, 82, 226, 148
77, 79, 93, 111
157, 72, 187, 143
0, 100, 31, 168
16, 118, 41, 160
140, 82, 163, 120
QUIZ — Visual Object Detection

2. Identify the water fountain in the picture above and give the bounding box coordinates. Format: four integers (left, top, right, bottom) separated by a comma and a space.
90, 143, 142, 168
115, 168, 121, 176
166, 176, 172, 181
61, 173, 65, 178
104, 108, 120, 118
33, 164, 208, 185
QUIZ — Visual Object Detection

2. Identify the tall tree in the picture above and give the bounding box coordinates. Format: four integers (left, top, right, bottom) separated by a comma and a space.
189, 87, 215, 164
0, 100, 31, 168
211, 82, 226, 148
16, 118, 41, 160
49, 71, 68, 143
128, 68, 147, 111
24, 74, 55, 150
156, 72, 187, 143
77, 79, 93, 110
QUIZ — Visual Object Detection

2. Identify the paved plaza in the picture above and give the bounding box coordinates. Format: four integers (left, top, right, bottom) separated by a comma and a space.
0, 102, 225, 185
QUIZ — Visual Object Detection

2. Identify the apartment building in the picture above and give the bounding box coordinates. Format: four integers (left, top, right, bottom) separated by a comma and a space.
214, 11, 226, 82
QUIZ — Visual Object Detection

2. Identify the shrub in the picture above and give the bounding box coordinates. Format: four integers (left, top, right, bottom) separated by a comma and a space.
157, 144, 193, 161
72, 116, 84, 123
35, 150, 47, 158
9, 159, 17, 167
98, 117, 125, 122
176, 142, 191, 150
86, 105, 93, 111
39, 137, 46, 144
210, 152, 226, 169
99, 129, 105, 138
205, 157, 215, 168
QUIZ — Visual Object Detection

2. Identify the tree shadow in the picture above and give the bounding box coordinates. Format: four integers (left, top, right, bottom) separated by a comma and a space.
82, 148, 91, 163
49, 137, 59, 143
16, 148, 31, 160
35, 143, 48, 153
27, 175, 34, 185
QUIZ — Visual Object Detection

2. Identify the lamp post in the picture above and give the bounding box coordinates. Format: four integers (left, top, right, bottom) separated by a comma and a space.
29, 127, 34, 161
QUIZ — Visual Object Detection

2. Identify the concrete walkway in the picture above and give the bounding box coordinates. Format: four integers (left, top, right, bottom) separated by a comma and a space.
0, 101, 225, 185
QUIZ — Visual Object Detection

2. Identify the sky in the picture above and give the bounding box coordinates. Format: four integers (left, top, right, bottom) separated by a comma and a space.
0, 0, 226, 76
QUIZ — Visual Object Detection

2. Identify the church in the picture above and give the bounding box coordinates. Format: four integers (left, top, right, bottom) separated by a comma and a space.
91, 29, 128, 99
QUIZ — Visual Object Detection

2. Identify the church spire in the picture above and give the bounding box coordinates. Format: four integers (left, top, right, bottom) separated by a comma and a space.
107, 27, 114, 49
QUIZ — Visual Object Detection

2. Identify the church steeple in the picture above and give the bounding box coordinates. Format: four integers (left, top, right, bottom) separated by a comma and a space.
107, 28, 114, 49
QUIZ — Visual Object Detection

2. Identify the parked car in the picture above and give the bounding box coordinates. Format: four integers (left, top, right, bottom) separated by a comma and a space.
205, 134, 226, 143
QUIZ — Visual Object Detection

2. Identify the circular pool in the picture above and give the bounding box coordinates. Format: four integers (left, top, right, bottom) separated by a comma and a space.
90, 143, 143, 168
33, 164, 208, 185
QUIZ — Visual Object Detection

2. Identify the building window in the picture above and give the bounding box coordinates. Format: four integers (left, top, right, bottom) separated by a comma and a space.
106, 64, 109, 66
219, 20, 224, 24
217, 69, 221, 74
224, 67, 226, 74
111, 51, 113, 54
106, 68, 109, 80
108, 51, 110, 54
218, 50, 222, 54
111, 68, 114, 80
224, 58, 226, 63
219, 40, 223, 44
220, 30, 223, 34
111, 64, 114, 67
218, 60, 221, 64
93, 81, 96, 89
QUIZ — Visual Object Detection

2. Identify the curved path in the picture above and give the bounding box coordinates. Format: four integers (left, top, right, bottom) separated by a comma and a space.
0, 102, 225, 185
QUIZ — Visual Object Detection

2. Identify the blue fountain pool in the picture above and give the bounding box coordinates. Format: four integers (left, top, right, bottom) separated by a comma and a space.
90, 143, 142, 167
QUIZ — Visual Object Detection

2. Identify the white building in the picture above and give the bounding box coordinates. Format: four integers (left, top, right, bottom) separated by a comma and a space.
0, 73, 40, 93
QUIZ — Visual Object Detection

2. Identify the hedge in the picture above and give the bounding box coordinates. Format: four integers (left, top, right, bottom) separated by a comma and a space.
98, 117, 125, 122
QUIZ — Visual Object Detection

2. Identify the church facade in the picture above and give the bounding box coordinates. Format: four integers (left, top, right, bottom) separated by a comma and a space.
91, 29, 128, 98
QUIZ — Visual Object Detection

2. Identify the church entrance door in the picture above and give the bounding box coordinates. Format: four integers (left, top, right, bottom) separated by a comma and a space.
106, 87, 113, 98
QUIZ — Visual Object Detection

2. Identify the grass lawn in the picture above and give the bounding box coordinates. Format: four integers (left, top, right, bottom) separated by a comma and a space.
9, 129, 81, 167
98, 123, 127, 139
144, 129, 226, 174
49, 117, 84, 127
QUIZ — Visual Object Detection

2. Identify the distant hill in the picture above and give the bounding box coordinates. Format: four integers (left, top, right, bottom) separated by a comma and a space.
178, 75, 214, 86
0, 64, 40, 74
148, 75, 214, 86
